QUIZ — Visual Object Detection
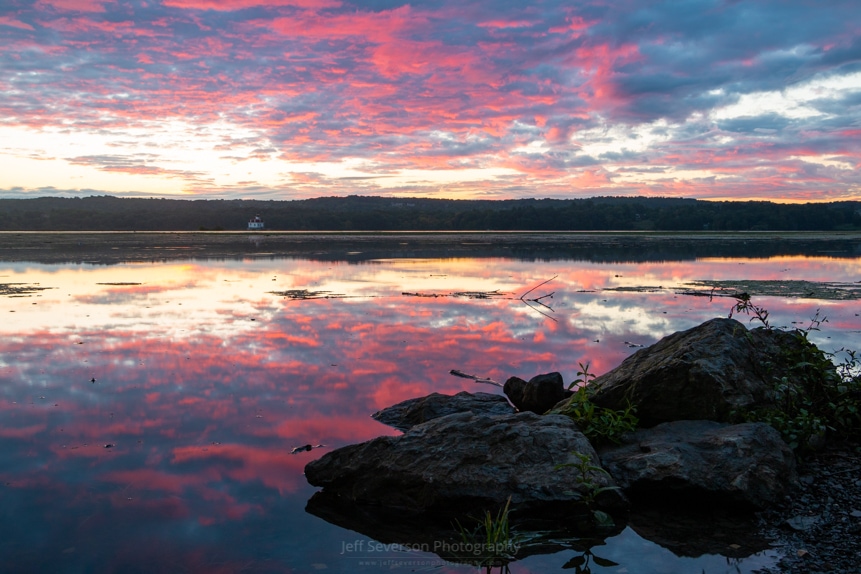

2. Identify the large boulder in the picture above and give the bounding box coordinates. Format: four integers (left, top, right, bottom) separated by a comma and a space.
581, 317, 818, 426
305, 411, 627, 516
372, 391, 514, 432
504, 372, 573, 414
599, 420, 797, 509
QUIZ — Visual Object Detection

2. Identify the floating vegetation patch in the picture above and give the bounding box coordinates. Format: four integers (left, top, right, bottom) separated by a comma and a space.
604, 286, 667, 293
269, 289, 346, 300
453, 289, 504, 299
678, 280, 861, 300
403, 289, 506, 299
0, 283, 53, 297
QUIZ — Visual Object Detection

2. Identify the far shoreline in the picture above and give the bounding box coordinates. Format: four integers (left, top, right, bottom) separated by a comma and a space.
3, 229, 861, 236
0, 230, 859, 265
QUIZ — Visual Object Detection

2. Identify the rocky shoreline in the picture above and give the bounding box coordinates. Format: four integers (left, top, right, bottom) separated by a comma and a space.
304, 316, 861, 570
755, 442, 861, 573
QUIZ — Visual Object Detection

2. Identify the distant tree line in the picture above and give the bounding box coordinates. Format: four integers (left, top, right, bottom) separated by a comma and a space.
0, 195, 859, 232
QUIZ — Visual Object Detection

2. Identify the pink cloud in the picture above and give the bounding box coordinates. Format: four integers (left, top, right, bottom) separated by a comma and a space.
573, 42, 643, 104
477, 19, 537, 29
164, 0, 341, 10
0, 16, 35, 30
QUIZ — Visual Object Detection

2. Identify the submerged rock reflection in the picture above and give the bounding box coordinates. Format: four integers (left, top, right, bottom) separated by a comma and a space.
306, 489, 624, 569
307, 488, 772, 571
627, 505, 770, 559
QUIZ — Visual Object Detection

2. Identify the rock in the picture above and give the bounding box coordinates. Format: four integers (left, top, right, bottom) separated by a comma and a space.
305, 411, 627, 516
502, 376, 528, 408
785, 515, 820, 531
580, 317, 827, 426
504, 372, 572, 414
372, 391, 515, 431
599, 420, 797, 509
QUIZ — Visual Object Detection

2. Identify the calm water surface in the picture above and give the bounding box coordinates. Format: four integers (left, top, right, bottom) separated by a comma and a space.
1, 239, 860, 573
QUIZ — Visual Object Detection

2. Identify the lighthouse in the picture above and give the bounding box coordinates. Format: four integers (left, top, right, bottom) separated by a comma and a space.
248, 215, 264, 230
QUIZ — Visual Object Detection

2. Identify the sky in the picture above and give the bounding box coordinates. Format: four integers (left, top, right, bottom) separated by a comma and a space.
1, 0, 860, 202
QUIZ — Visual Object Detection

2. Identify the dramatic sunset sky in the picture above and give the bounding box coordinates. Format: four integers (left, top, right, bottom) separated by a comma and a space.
1, 0, 859, 202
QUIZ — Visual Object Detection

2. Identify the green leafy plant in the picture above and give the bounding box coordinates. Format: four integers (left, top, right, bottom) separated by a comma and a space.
729, 292, 771, 329
800, 307, 828, 338
553, 385, 638, 445
567, 361, 596, 390
729, 301, 861, 451
555, 451, 620, 528
766, 332, 860, 450
826, 348, 861, 438
563, 390, 638, 445
749, 396, 827, 451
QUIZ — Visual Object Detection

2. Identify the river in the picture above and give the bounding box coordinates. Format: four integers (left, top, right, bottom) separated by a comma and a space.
1, 232, 859, 573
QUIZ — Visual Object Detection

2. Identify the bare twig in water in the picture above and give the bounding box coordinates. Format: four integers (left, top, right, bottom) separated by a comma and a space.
449, 369, 503, 388
519, 275, 558, 321
519, 275, 557, 301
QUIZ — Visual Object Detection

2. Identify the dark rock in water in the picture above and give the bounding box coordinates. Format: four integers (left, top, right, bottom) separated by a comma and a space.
599, 420, 797, 509
305, 411, 627, 516
504, 372, 572, 414
371, 391, 514, 432
578, 317, 828, 426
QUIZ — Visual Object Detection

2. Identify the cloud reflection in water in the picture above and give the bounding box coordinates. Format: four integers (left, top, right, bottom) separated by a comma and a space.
0, 253, 859, 572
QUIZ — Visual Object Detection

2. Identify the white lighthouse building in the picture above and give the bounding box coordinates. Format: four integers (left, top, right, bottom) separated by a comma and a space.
247, 215, 264, 230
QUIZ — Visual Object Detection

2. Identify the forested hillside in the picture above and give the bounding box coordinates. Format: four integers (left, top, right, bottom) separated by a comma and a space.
0, 195, 859, 231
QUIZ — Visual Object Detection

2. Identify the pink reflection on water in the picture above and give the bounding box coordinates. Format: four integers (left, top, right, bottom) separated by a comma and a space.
0, 253, 860, 570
